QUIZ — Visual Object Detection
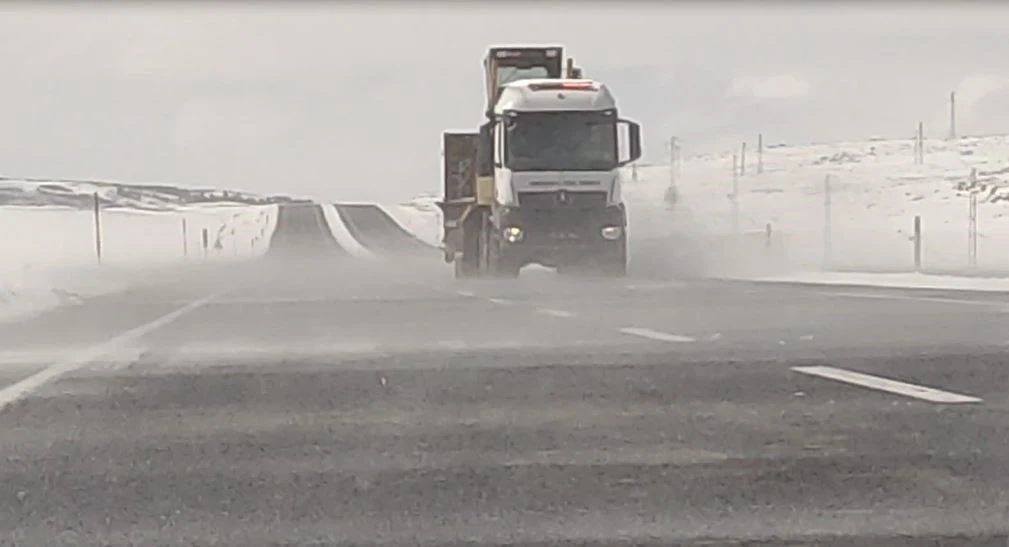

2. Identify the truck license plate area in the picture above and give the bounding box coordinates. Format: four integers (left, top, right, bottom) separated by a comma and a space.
518, 190, 608, 210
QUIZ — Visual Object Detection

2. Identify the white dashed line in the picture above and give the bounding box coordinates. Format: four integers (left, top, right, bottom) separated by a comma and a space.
456, 290, 476, 298
488, 298, 512, 306
625, 282, 690, 290
618, 327, 695, 343
537, 308, 576, 318
792, 365, 982, 404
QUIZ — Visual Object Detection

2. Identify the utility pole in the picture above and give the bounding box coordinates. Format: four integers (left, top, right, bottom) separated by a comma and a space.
93, 192, 102, 264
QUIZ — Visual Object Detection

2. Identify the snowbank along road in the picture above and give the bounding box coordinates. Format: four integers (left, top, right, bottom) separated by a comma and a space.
2, 202, 1008, 546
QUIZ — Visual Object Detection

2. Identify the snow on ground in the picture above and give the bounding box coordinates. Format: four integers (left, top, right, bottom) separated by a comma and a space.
321, 204, 376, 259
624, 134, 1009, 279
203, 204, 277, 259
0, 203, 275, 322
743, 271, 1009, 293
384, 195, 442, 248
0, 177, 303, 210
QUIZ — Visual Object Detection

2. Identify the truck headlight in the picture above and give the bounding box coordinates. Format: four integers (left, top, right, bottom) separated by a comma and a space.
503, 226, 524, 243
600, 226, 623, 240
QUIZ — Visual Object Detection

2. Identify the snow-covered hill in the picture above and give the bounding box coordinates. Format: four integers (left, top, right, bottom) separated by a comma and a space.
628, 134, 1009, 275
0, 177, 307, 211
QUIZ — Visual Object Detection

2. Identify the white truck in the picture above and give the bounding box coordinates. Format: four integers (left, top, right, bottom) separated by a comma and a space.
439, 46, 642, 279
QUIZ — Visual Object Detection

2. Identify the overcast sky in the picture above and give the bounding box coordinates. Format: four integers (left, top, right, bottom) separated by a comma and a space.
0, 3, 1007, 203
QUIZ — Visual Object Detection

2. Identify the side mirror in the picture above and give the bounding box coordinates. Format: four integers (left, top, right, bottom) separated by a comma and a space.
477, 121, 496, 176
628, 122, 641, 163
618, 119, 642, 167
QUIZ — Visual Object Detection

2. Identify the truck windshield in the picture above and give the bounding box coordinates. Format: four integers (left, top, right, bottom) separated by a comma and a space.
504, 112, 617, 172
495, 66, 551, 88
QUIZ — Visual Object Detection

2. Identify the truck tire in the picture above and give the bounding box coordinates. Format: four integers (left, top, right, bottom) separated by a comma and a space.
494, 258, 521, 279
489, 237, 520, 279
455, 209, 484, 279
602, 238, 629, 278
454, 258, 473, 279
600, 255, 628, 277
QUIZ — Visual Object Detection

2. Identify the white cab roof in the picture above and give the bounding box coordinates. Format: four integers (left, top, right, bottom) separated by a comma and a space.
487, 44, 564, 50
494, 79, 617, 113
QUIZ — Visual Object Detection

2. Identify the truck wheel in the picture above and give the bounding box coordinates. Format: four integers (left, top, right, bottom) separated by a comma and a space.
455, 211, 482, 279
555, 263, 578, 277
604, 240, 629, 278
496, 260, 521, 279
454, 259, 468, 278
489, 240, 520, 279
600, 257, 628, 278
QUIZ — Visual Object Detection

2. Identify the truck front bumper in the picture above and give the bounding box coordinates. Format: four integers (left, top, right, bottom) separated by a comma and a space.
495, 205, 626, 266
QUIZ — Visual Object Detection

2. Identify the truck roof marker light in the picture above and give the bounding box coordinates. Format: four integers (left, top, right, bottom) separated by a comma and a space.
528, 81, 597, 92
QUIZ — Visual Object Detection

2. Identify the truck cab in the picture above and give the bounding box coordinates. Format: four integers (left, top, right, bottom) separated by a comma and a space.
477, 79, 642, 276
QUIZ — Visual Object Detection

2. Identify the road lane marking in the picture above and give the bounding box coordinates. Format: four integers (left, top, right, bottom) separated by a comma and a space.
618, 327, 695, 343
817, 290, 999, 308
537, 308, 576, 318
0, 292, 224, 412
625, 281, 688, 291
488, 298, 512, 306
791, 365, 982, 404
456, 290, 476, 297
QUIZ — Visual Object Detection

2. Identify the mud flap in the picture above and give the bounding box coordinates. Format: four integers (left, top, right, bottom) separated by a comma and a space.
454, 210, 483, 279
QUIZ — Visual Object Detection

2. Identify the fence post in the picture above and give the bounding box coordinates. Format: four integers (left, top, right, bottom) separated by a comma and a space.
765, 223, 772, 249
669, 137, 679, 186
968, 192, 978, 270
757, 133, 764, 174
181, 217, 189, 258
201, 228, 209, 259
93, 192, 102, 265
731, 153, 739, 233
948, 91, 957, 141
913, 215, 922, 272
740, 142, 747, 176
914, 122, 924, 165
823, 174, 832, 267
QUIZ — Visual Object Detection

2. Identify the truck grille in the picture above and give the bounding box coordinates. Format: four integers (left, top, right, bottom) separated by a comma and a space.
520, 209, 607, 244
517, 190, 608, 210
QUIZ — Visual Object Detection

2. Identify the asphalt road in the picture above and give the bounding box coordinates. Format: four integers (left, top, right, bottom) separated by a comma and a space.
334, 203, 433, 255
1, 205, 1009, 546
